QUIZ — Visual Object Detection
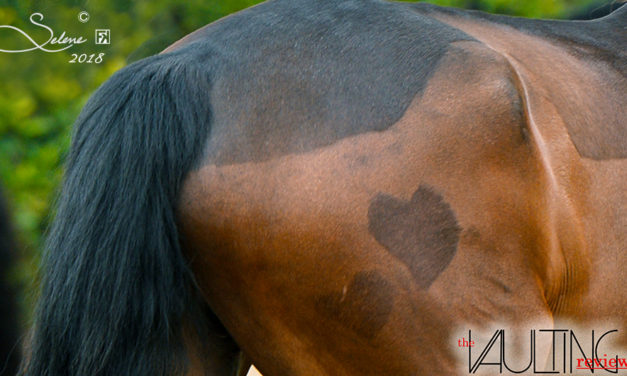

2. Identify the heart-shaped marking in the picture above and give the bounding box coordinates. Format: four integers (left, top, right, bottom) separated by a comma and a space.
368, 185, 461, 288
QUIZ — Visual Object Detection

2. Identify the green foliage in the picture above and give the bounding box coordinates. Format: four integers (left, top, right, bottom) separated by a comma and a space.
0, 0, 611, 326
0, 0, 263, 327
404, 0, 604, 17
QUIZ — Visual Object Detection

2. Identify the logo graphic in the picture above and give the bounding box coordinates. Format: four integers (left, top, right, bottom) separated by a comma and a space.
458, 329, 626, 374
95, 29, 110, 45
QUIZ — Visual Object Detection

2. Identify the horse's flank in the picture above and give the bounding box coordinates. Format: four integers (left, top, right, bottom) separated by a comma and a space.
176, 1, 626, 374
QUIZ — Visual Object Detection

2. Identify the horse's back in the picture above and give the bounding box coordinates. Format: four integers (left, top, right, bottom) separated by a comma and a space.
165, 0, 479, 164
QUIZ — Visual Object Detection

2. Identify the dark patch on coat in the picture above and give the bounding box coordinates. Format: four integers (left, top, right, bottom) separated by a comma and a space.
368, 185, 461, 288
316, 271, 394, 340
163, 0, 475, 165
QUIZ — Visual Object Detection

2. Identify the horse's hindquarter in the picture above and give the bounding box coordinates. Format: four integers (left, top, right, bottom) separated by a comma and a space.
176, 2, 625, 374
422, 4, 627, 332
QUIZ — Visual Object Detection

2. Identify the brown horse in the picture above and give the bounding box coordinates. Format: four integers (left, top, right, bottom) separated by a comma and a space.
22, 1, 625, 375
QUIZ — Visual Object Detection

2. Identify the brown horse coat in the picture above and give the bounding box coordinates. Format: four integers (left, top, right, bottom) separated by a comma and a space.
170, 1, 626, 375
168, 1, 627, 375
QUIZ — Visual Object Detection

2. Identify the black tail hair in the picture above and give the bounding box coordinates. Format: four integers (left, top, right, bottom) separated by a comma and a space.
0, 186, 20, 376
21, 49, 213, 376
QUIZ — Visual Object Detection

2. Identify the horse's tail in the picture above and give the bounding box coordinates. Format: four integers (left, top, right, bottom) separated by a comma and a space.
22, 51, 214, 376
0, 186, 20, 376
